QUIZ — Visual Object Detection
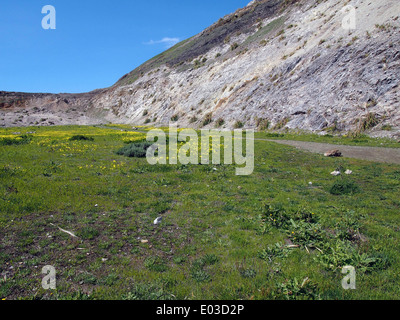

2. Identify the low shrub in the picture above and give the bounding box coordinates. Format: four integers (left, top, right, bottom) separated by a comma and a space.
69, 135, 94, 141
116, 141, 153, 158
0, 135, 32, 146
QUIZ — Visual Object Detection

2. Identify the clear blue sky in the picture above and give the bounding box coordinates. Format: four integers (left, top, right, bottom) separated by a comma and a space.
0, 0, 250, 94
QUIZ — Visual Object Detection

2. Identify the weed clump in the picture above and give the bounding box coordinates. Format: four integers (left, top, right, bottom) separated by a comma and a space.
273, 277, 320, 300
329, 179, 360, 195
123, 283, 176, 300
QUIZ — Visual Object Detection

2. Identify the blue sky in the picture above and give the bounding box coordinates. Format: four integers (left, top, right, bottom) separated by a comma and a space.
0, 0, 250, 93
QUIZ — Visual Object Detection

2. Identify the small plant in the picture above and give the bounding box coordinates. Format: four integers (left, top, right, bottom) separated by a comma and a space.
123, 283, 176, 300
75, 272, 98, 285
382, 124, 392, 131
202, 254, 219, 266
264, 204, 291, 229
316, 240, 389, 273
193, 59, 203, 69
189, 116, 198, 124
79, 226, 99, 240
202, 113, 213, 127
233, 120, 244, 129
273, 117, 289, 130
256, 118, 270, 130
69, 135, 94, 141
142, 110, 148, 116
329, 179, 360, 195
230, 43, 239, 51
239, 267, 257, 279
173, 256, 186, 265
43, 160, 62, 177
274, 277, 320, 300
171, 114, 179, 122
144, 257, 167, 272
288, 220, 326, 248
259, 242, 293, 262
191, 269, 211, 283
216, 118, 225, 127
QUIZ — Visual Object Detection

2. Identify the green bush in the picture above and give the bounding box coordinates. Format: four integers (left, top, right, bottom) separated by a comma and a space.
0, 135, 32, 146
116, 141, 153, 158
69, 135, 94, 141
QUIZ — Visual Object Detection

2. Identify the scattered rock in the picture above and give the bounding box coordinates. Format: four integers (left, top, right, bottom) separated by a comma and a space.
345, 170, 353, 175
331, 170, 341, 176
153, 217, 163, 225
324, 150, 342, 157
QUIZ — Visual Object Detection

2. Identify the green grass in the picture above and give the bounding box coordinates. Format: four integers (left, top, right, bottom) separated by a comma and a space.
242, 16, 285, 47
1, 125, 400, 300
255, 131, 400, 148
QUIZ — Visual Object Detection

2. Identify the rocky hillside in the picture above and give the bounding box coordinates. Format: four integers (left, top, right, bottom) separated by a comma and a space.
1, 0, 399, 138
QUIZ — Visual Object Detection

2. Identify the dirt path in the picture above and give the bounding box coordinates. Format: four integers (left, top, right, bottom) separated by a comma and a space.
262, 139, 400, 165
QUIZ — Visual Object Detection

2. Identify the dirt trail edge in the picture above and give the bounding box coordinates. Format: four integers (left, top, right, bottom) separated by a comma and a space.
262, 139, 400, 165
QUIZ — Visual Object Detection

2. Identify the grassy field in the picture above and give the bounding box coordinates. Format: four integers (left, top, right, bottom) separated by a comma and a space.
255, 131, 400, 149
1, 125, 400, 300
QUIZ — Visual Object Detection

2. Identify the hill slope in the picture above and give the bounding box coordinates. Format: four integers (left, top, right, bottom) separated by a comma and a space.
1, 0, 399, 138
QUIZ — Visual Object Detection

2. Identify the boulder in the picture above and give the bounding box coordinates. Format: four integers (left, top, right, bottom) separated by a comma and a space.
324, 150, 342, 157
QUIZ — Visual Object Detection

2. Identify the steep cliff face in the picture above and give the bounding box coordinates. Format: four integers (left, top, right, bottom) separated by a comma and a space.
1, 0, 400, 138
0, 90, 105, 127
